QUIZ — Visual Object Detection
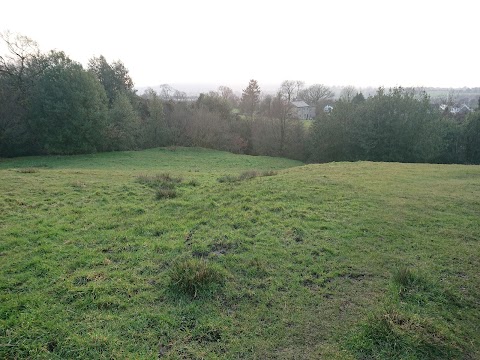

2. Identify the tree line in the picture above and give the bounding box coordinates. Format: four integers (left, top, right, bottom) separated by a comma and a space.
1, 32, 479, 164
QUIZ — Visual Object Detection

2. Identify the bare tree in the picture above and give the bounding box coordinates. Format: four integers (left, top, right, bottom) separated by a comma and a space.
159, 84, 174, 100
280, 80, 298, 102
273, 88, 295, 156
339, 85, 357, 102
218, 85, 238, 107
298, 84, 334, 105
173, 90, 187, 101
0, 31, 41, 93
295, 80, 305, 100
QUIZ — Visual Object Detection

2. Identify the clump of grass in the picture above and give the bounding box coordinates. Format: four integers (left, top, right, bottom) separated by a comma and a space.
217, 175, 238, 183
392, 267, 416, 288
187, 179, 200, 187
137, 173, 183, 200
169, 258, 225, 298
391, 266, 426, 299
238, 170, 259, 180
290, 227, 305, 242
348, 308, 459, 359
71, 181, 86, 188
217, 169, 278, 183
16, 168, 38, 173
136, 173, 182, 188
156, 188, 177, 199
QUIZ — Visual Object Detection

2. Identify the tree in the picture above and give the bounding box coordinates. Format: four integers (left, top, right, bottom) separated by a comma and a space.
106, 92, 140, 150
295, 80, 305, 99
0, 31, 40, 92
142, 88, 167, 148
218, 85, 238, 107
309, 87, 443, 163
28, 51, 108, 154
272, 80, 298, 156
0, 31, 41, 156
298, 84, 334, 105
464, 111, 480, 163
280, 80, 297, 102
339, 85, 357, 102
352, 92, 366, 104
159, 84, 174, 100
241, 79, 261, 120
173, 90, 187, 102
359, 87, 442, 162
88, 55, 134, 105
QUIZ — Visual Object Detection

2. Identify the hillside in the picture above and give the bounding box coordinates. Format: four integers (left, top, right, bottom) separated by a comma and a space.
1, 148, 479, 359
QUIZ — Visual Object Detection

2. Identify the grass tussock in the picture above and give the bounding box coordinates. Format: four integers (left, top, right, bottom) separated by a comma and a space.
156, 188, 177, 199
347, 267, 468, 359
169, 258, 225, 298
350, 309, 458, 360
137, 173, 183, 200
349, 308, 459, 360
217, 169, 277, 183
16, 168, 39, 173
136, 173, 182, 188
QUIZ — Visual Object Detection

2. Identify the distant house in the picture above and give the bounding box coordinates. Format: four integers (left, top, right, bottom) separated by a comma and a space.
324, 105, 333, 113
440, 103, 472, 115
290, 101, 316, 120
458, 104, 472, 114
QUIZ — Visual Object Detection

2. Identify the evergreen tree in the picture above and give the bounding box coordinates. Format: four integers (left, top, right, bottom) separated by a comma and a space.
241, 79, 261, 120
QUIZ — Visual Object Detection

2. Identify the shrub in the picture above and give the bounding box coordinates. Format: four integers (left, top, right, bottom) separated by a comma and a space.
169, 258, 225, 298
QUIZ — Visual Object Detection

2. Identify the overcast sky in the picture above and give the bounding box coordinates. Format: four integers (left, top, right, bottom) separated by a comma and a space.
1, 0, 478, 90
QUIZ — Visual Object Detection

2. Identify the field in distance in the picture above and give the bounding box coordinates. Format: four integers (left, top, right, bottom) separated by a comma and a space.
1, 147, 479, 359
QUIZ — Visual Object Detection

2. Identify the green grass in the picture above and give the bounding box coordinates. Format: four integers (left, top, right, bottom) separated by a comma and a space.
0, 147, 479, 359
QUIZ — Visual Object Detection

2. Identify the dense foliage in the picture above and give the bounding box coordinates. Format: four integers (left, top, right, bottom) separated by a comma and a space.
308, 88, 480, 164
1, 32, 479, 163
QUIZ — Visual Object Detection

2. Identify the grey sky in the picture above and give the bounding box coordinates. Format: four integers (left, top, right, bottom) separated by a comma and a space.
1, 0, 478, 89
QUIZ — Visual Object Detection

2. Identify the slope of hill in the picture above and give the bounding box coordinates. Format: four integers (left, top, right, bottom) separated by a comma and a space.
1, 148, 479, 359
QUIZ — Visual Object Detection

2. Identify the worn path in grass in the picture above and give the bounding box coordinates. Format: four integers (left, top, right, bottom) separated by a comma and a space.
1, 148, 479, 359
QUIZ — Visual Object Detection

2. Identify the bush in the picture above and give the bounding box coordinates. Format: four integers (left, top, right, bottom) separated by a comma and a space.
169, 258, 225, 298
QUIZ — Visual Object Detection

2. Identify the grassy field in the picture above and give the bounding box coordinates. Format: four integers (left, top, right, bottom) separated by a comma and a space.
1, 147, 479, 359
